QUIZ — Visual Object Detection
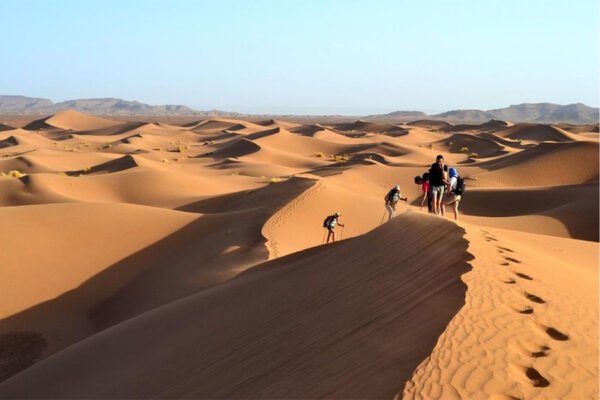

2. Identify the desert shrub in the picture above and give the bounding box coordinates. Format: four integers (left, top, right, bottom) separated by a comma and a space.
161, 159, 169, 163
459, 146, 469, 153
332, 154, 350, 162
268, 177, 283, 184
448, 141, 454, 146
469, 152, 479, 158
1, 170, 26, 178
315, 152, 325, 157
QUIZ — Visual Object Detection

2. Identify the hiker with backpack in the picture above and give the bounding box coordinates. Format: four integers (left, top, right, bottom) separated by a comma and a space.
323, 212, 345, 243
414, 173, 433, 213
384, 185, 408, 221
444, 167, 464, 221
428, 155, 449, 216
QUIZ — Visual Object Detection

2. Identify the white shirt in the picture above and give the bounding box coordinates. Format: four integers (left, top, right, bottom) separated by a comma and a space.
449, 176, 458, 192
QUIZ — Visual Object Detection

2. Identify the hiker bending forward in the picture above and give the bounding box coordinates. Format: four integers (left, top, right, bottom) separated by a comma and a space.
324, 212, 344, 243
384, 185, 408, 221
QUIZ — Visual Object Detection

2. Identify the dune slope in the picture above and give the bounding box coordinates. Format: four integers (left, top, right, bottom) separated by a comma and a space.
0, 213, 472, 399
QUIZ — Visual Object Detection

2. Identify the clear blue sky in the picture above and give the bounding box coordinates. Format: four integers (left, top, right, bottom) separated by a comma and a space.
2, 0, 598, 114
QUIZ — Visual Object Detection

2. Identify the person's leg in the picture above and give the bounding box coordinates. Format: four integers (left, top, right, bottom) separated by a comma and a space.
326, 229, 333, 243
427, 194, 433, 213
431, 189, 439, 214
453, 197, 461, 220
438, 188, 445, 216
387, 204, 395, 220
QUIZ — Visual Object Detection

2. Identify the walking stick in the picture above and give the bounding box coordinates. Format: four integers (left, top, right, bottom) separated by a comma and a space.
322, 229, 327, 244
340, 225, 345, 240
380, 207, 387, 225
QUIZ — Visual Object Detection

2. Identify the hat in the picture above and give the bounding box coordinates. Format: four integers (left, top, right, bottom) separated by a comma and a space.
335, 212, 341, 217
449, 167, 458, 178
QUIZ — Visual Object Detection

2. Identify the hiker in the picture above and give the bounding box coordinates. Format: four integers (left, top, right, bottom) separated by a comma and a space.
415, 173, 433, 213
444, 167, 464, 221
323, 212, 345, 243
384, 185, 408, 221
428, 155, 449, 215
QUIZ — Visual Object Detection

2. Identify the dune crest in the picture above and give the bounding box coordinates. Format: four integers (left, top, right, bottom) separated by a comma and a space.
0, 110, 597, 397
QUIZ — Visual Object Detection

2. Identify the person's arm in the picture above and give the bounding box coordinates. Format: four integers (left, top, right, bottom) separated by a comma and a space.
401, 197, 408, 202
419, 192, 427, 209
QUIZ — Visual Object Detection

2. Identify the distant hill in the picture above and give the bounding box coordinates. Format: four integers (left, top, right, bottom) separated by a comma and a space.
1, 96, 597, 124
484, 103, 598, 124
371, 103, 599, 124
0, 95, 236, 116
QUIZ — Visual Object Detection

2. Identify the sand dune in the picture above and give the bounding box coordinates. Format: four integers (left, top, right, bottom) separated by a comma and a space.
0, 214, 474, 399
0, 136, 19, 149
24, 110, 121, 131
436, 133, 506, 157
554, 122, 599, 134
492, 123, 580, 142
406, 119, 452, 129
0, 110, 597, 398
471, 140, 599, 187
0, 123, 15, 132
460, 184, 598, 241
333, 119, 406, 134
441, 119, 510, 133
404, 224, 598, 399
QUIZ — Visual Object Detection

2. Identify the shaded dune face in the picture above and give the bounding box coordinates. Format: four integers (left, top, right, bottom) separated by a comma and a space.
0, 214, 474, 399
0, 110, 597, 398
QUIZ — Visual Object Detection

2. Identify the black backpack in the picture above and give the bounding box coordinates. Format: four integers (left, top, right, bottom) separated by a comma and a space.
323, 215, 334, 228
385, 188, 400, 204
453, 177, 466, 196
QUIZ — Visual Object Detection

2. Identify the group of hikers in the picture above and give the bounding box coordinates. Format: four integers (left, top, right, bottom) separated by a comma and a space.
322, 154, 464, 243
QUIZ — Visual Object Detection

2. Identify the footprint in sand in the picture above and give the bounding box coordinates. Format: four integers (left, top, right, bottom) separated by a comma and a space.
531, 345, 551, 358
545, 327, 569, 341
504, 256, 521, 264
525, 292, 545, 304
518, 306, 534, 314
525, 367, 550, 387
485, 237, 498, 242
514, 272, 533, 280
500, 262, 510, 266
503, 278, 517, 284
510, 303, 534, 314
497, 246, 515, 253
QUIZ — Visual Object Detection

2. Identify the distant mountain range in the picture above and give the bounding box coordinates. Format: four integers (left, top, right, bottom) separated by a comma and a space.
1, 95, 597, 124
0, 96, 237, 117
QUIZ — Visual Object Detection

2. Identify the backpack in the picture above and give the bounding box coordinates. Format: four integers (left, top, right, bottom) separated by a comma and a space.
385, 188, 400, 204
453, 177, 466, 196
323, 215, 334, 228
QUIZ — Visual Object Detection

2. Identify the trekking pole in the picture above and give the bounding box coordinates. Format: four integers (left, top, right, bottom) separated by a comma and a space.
380, 208, 387, 225
322, 229, 327, 244
341, 225, 345, 240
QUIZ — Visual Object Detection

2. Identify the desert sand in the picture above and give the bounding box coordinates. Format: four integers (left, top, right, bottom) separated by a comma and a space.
0, 110, 597, 399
